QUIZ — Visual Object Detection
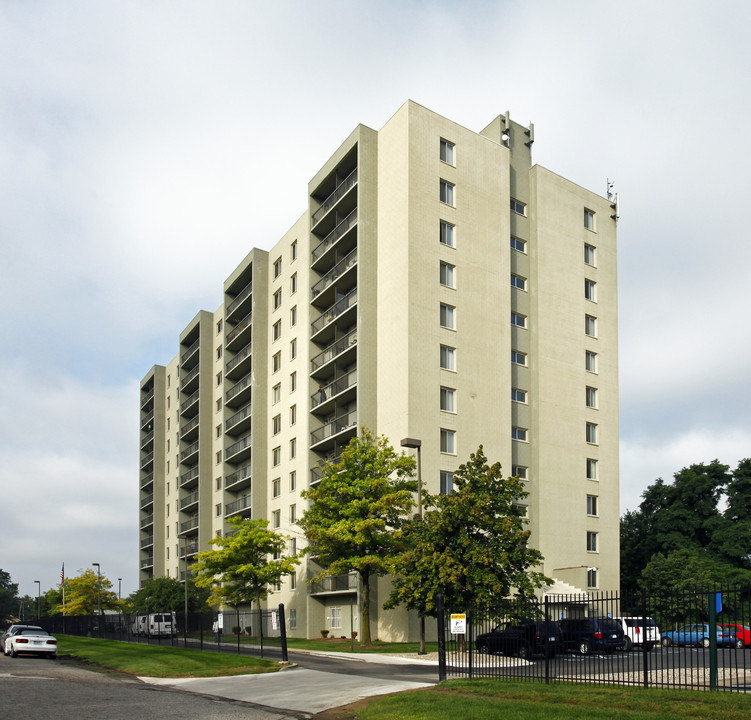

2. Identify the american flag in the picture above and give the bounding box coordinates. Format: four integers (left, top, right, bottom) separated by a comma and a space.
60, 563, 64, 583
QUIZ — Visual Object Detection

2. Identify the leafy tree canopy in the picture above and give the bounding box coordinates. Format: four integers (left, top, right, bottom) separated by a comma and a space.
126, 576, 212, 614
192, 516, 298, 610
0, 569, 19, 622
385, 445, 550, 616
299, 427, 416, 644
54, 569, 121, 615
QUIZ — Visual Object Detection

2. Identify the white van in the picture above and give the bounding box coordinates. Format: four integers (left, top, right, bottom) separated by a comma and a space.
132, 613, 177, 637
613, 616, 661, 651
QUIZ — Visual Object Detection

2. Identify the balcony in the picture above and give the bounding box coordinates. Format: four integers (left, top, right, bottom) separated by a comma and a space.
184, 540, 199, 557
180, 337, 200, 369
141, 430, 154, 451
225, 433, 252, 464
311, 368, 357, 414
141, 410, 154, 431
310, 328, 358, 378
179, 515, 199, 535
225, 494, 252, 519
180, 389, 199, 418
140, 513, 154, 530
308, 572, 358, 595
225, 282, 253, 323
180, 416, 200, 442
310, 411, 357, 452
225, 464, 252, 492
140, 387, 155, 410
225, 345, 252, 381
140, 556, 154, 570
225, 372, 252, 408
140, 492, 154, 511
140, 472, 154, 491
180, 364, 200, 394
180, 441, 199, 466
225, 403, 252, 437
310, 453, 342, 486
311, 247, 357, 308
180, 490, 199, 512
180, 465, 199, 490
312, 167, 357, 227
226, 312, 252, 352
140, 451, 154, 471
310, 288, 357, 344
311, 208, 358, 272
140, 534, 154, 550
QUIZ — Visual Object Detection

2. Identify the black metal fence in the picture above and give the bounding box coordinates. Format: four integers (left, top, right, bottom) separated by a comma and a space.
437, 586, 751, 692
44, 604, 288, 661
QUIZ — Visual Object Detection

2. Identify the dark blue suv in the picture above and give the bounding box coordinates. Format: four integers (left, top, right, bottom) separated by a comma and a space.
560, 617, 624, 655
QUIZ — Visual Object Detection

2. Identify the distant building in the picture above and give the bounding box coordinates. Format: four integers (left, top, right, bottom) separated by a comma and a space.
138, 100, 619, 640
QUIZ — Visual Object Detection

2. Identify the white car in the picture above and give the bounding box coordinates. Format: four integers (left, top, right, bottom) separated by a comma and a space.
613, 616, 661, 651
7, 627, 57, 659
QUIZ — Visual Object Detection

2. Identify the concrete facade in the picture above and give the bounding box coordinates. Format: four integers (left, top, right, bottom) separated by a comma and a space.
138, 101, 619, 640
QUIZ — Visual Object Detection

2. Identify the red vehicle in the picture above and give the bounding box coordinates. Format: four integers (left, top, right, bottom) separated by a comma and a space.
721, 624, 751, 649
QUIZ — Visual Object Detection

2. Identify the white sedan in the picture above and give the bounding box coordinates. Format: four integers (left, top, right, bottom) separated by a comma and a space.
7, 627, 58, 659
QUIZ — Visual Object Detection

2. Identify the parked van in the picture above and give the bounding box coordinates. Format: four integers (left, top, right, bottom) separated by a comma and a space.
131, 613, 177, 637
613, 616, 661, 651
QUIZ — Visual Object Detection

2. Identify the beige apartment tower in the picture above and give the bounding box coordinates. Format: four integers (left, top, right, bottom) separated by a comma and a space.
138, 101, 619, 640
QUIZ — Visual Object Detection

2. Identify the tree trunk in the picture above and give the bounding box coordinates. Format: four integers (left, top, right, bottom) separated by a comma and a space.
360, 573, 372, 645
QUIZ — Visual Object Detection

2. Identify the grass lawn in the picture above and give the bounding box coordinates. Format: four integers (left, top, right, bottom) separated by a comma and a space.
55, 634, 280, 678
319, 680, 751, 720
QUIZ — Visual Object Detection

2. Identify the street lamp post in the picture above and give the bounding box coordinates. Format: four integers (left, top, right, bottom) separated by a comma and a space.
92, 562, 101, 617
400, 437, 426, 655
34, 580, 40, 620
118, 578, 122, 600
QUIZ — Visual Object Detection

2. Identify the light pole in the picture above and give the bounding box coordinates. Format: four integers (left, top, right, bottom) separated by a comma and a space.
34, 580, 40, 620
92, 562, 101, 617
400, 437, 426, 655
118, 578, 122, 600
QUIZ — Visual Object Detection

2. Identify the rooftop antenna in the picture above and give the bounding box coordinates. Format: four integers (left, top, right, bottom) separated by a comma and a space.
606, 178, 615, 201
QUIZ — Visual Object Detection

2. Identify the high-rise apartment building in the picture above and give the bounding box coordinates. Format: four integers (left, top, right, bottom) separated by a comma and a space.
138, 101, 619, 640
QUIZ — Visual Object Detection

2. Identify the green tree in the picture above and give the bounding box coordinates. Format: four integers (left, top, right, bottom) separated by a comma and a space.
54, 569, 121, 615
299, 428, 416, 645
191, 516, 299, 612
385, 446, 549, 618
0, 569, 19, 622
714, 458, 751, 569
126, 576, 211, 614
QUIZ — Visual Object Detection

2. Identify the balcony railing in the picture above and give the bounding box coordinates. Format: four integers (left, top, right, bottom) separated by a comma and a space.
226, 494, 252, 516
225, 404, 252, 433
226, 311, 252, 346
180, 416, 200, 438
140, 556, 154, 569
225, 464, 251, 490
140, 451, 154, 470
311, 369, 357, 410
180, 389, 199, 414
140, 513, 154, 529
140, 493, 154, 510
311, 411, 357, 445
312, 208, 358, 262
180, 441, 199, 463
140, 472, 154, 490
226, 434, 252, 461
226, 373, 252, 403
141, 410, 154, 429
180, 337, 199, 364
140, 387, 155, 408
180, 364, 200, 389
311, 288, 357, 335
180, 466, 199, 488
140, 535, 154, 549
141, 430, 154, 447
225, 345, 251, 375
179, 491, 199, 511
311, 248, 357, 298
180, 516, 199, 533
226, 281, 253, 317
312, 167, 358, 226
308, 572, 358, 594
310, 328, 357, 373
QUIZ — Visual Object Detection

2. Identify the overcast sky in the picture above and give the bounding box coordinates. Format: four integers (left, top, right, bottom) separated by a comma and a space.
2, 0, 749, 600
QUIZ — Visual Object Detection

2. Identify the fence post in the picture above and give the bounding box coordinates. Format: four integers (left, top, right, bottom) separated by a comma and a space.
467, 606, 473, 680
436, 593, 446, 682
544, 595, 550, 685
641, 588, 649, 689
278, 603, 288, 662
708, 590, 718, 690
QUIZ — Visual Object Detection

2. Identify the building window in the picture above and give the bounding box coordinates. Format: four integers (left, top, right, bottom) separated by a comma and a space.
272, 478, 281, 498
290, 273, 297, 294
512, 465, 527, 480
272, 509, 280, 528
216, 450, 222, 464
273, 320, 282, 341
216, 477, 221, 491
511, 350, 527, 366
329, 607, 342, 630
216, 424, 221, 439
440, 471, 454, 495
511, 388, 527, 403
289, 608, 297, 629
290, 338, 297, 359
440, 261, 455, 288
587, 531, 598, 552
440, 138, 455, 165
290, 305, 297, 326
584, 208, 596, 231
289, 504, 297, 523
440, 429, 456, 454
511, 273, 527, 290
587, 495, 598, 516
272, 446, 281, 466
291, 240, 298, 261
586, 386, 598, 409
440, 179, 455, 206
440, 345, 456, 371
511, 198, 526, 215
290, 371, 297, 392
584, 243, 596, 266
272, 414, 281, 435
289, 437, 296, 459
510, 235, 526, 253
216, 398, 221, 412
440, 303, 455, 330
290, 404, 297, 426
586, 458, 598, 480
512, 426, 528, 442
290, 471, 297, 491
217, 345, 222, 360
440, 387, 455, 412
216, 503, 222, 517
272, 383, 281, 404
586, 422, 598, 444
216, 371, 222, 386
585, 315, 597, 338
511, 312, 527, 328
217, 319, 223, 334
440, 220, 455, 247
585, 279, 596, 302
272, 351, 281, 373
273, 257, 282, 278
587, 567, 598, 588
586, 350, 598, 373
273, 288, 282, 310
